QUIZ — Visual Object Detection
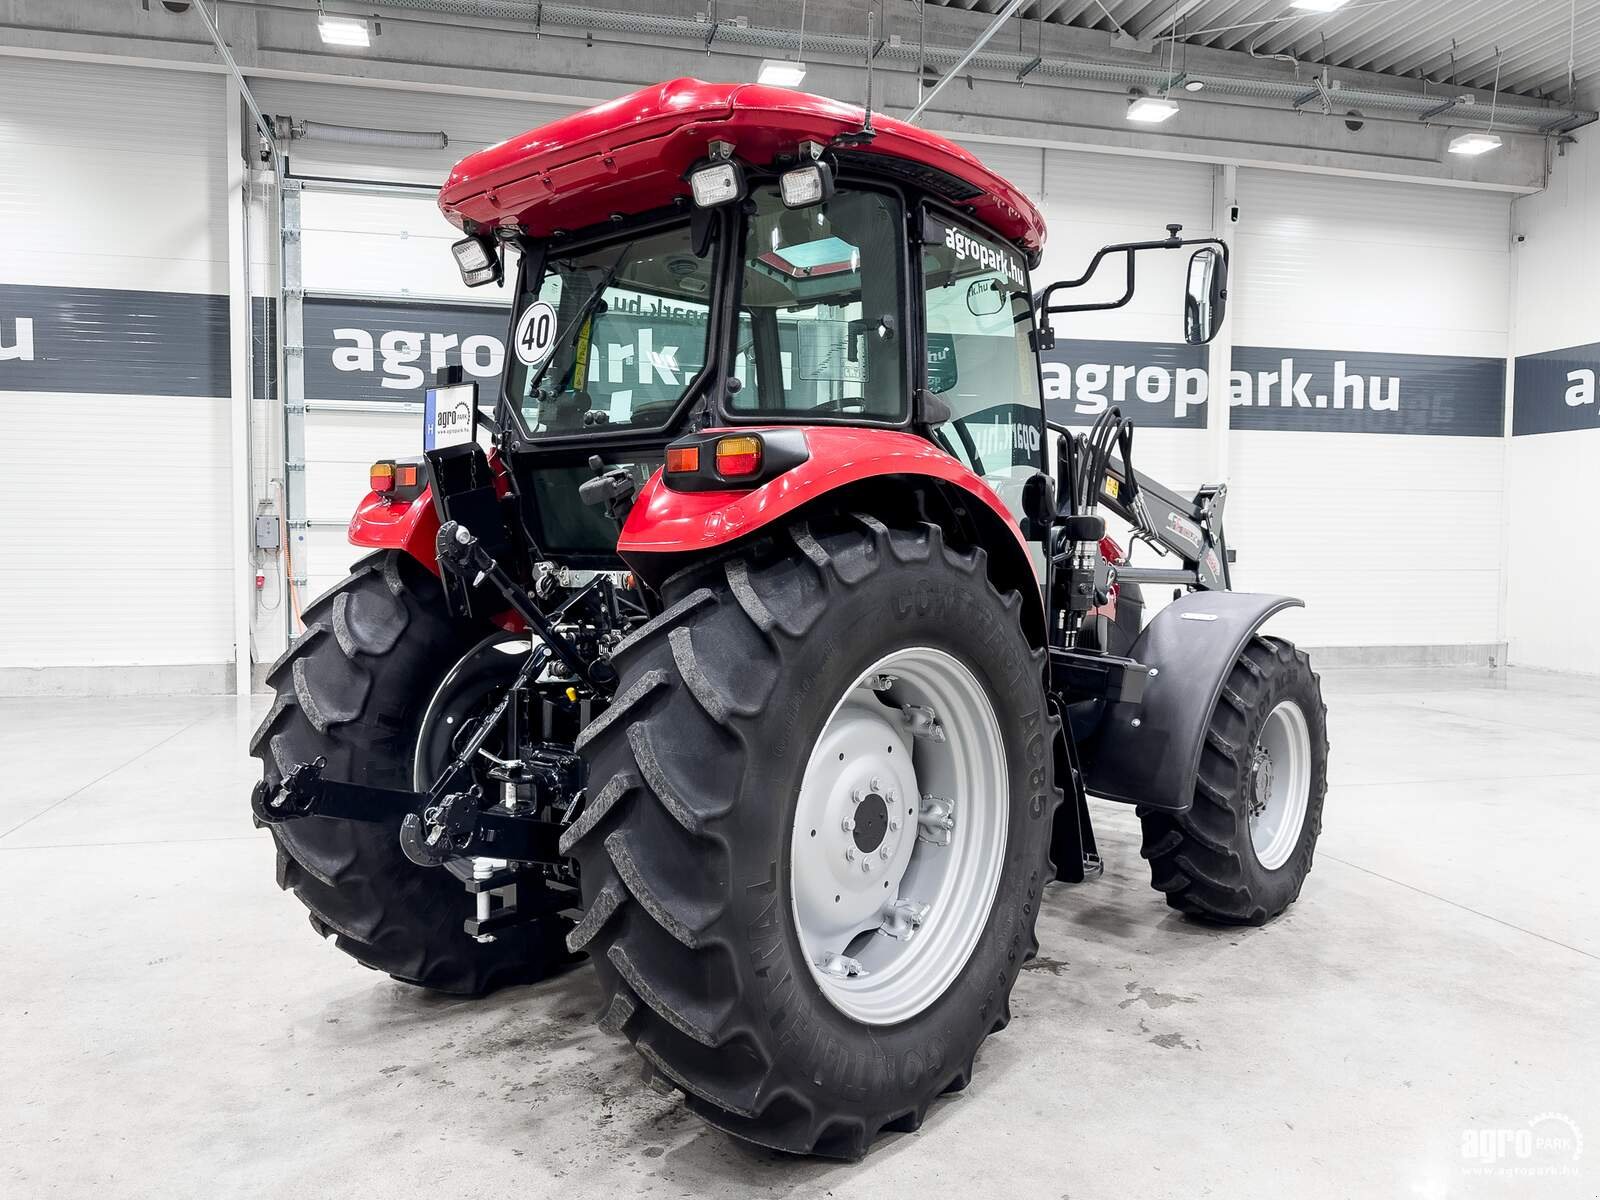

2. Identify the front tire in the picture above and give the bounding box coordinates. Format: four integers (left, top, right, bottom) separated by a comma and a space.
1138, 635, 1328, 924
249, 551, 572, 994
564, 517, 1059, 1158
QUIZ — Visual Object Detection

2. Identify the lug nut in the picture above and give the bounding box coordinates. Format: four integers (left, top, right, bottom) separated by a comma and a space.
842, 817, 856, 832
888, 818, 900, 832
862, 860, 873, 873
879, 846, 890, 860
870, 776, 882, 792
845, 847, 856, 861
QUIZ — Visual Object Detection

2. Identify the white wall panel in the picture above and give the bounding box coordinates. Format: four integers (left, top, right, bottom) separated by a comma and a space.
0, 59, 233, 685
0, 394, 232, 669
0, 58, 225, 294
1227, 431, 1505, 647
1229, 170, 1511, 652
1235, 170, 1512, 358
1506, 135, 1600, 673
300, 190, 485, 301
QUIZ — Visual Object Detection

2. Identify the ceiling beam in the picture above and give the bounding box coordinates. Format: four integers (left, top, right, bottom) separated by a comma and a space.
1129, 0, 1206, 45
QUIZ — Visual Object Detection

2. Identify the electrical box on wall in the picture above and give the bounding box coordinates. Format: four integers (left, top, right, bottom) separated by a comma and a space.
255, 514, 281, 551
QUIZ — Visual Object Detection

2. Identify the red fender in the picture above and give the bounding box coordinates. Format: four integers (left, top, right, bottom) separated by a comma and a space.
618, 426, 1035, 572
348, 489, 441, 571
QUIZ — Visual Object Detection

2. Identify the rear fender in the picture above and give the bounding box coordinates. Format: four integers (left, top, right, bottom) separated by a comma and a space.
1082, 590, 1302, 812
346, 448, 512, 576
348, 489, 441, 572
617, 426, 1045, 639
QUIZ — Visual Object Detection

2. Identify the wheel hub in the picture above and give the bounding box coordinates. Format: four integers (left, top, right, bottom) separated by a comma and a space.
851, 792, 890, 854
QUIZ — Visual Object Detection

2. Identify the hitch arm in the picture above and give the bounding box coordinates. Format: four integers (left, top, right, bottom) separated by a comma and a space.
436, 520, 617, 695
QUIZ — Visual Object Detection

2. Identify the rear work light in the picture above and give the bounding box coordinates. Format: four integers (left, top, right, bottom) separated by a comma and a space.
779, 159, 835, 209
689, 147, 746, 208
451, 234, 502, 287
714, 435, 762, 478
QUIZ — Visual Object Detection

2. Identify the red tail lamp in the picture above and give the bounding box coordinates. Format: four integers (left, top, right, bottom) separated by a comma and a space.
370, 461, 396, 494
713, 435, 762, 478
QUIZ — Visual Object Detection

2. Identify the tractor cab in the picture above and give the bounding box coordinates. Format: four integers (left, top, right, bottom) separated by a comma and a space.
437, 79, 1053, 566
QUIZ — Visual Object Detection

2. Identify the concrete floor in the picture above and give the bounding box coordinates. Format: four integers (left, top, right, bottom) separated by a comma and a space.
3, 666, 1596, 1199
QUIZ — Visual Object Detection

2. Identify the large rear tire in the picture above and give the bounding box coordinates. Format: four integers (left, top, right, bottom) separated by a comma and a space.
1138, 635, 1327, 924
564, 517, 1059, 1158
249, 551, 572, 995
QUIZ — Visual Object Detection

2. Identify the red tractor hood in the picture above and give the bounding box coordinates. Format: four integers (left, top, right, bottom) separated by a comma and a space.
438, 78, 1045, 254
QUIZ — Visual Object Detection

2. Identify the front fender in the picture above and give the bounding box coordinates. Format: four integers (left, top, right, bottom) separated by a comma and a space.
1083, 590, 1302, 812
617, 426, 1034, 568
348, 488, 441, 573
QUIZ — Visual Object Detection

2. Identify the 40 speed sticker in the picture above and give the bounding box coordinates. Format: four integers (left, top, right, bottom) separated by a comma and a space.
513, 300, 558, 367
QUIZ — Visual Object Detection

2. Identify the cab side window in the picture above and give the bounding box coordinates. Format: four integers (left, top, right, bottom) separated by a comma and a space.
921, 217, 1045, 520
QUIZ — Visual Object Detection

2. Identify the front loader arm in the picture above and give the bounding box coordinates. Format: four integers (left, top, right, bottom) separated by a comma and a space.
1098, 454, 1233, 592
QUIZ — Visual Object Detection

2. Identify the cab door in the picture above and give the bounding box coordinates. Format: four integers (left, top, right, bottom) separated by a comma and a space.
917, 210, 1047, 532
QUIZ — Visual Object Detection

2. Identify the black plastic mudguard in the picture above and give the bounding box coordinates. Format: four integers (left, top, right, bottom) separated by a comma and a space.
1083, 590, 1302, 812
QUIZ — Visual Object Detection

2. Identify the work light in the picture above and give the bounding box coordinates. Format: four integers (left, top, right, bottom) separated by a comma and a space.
689, 161, 746, 208
780, 161, 835, 208
450, 235, 501, 287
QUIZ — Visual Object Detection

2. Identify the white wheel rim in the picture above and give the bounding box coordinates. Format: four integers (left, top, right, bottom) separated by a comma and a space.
1248, 699, 1311, 871
789, 646, 1008, 1026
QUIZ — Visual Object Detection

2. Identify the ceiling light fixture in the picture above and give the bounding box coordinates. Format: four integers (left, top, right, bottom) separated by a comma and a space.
1449, 47, 1505, 158
1448, 132, 1502, 156
1127, 96, 1181, 123
1184, 78, 1205, 92
758, 59, 808, 88
759, 0, 808, 89
317, 12, 370, 47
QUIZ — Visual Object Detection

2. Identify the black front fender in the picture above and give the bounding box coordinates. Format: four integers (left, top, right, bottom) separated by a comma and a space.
1083, 590, 1302, 812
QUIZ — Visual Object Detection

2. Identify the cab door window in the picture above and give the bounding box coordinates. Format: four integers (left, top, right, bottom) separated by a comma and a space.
921, 216, 1045, 521
732, 186, 907, 421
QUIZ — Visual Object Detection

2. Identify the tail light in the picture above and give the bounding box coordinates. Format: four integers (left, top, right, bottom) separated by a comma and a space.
370, 459, 425, 501
663, 430, 808, 492
713, 435, 762, 478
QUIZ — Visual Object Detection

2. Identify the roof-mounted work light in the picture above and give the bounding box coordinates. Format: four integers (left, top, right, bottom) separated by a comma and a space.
780, 143, 834, 208
689, 141, 746, 208
450, 234, 502, 287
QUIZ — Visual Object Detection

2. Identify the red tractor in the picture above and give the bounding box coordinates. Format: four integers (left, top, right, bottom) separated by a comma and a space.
252, 79, 1328, 1158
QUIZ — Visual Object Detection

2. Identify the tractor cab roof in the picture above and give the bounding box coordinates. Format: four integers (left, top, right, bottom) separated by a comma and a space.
438, 78, 1045, 258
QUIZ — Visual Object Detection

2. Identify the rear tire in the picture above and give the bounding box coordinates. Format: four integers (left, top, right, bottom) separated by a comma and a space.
1138, 635, 1327, 924
249, 551, 573, 995
564, 517, 1060, 1158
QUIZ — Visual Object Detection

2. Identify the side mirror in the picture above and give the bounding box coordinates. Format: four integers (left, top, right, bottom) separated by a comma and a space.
966, 277, 1006, 317
1183, 246, 1228, 345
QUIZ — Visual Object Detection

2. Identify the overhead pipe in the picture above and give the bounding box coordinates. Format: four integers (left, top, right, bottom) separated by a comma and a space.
278, 119, 449, 148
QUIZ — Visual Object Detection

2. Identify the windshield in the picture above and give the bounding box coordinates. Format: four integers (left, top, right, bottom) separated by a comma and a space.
504, 223, 714, 435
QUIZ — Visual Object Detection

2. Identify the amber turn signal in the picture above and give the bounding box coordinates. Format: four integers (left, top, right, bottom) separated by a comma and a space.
666, 445, 701, 474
